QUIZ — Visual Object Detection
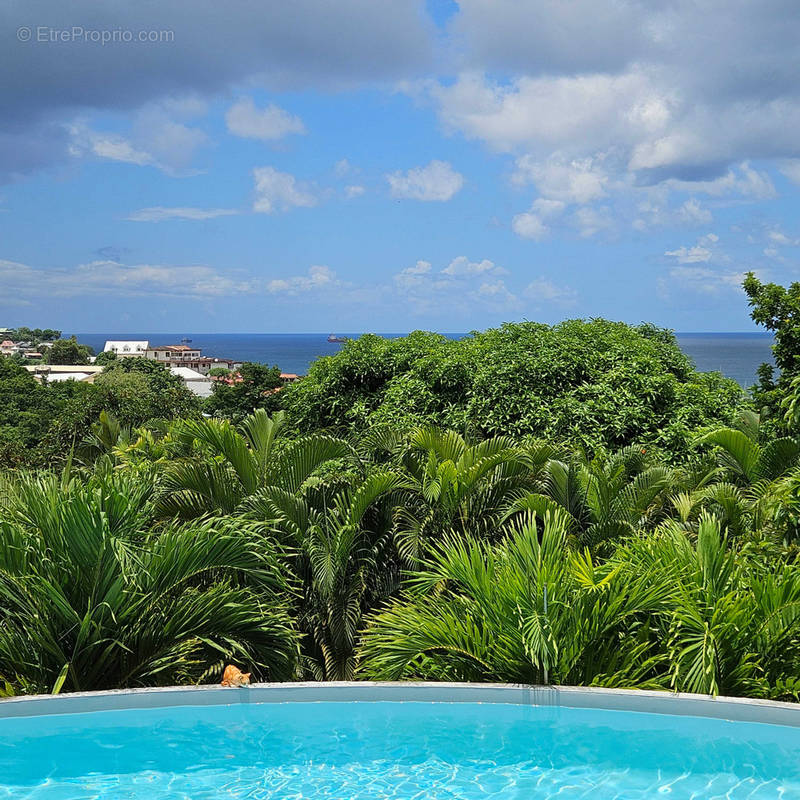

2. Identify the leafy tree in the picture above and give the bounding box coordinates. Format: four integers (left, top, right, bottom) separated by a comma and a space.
282, 321, 745, 459
206, 362, 283, 420
94, 358, 201, 422
742, 272, 800, 426
44, 336, 93, 365
7, 327, 61, 344
93, 349, 118, 366
37, 359, 200, 465
0, 359, 61, 467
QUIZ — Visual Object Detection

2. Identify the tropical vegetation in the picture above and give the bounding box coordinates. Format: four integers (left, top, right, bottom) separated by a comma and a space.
2, 295, 800, 700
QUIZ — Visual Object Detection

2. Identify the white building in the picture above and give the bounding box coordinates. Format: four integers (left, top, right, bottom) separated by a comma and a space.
168, 366, 214, 398
103, 340, 149, 358
25, 365, 105, 383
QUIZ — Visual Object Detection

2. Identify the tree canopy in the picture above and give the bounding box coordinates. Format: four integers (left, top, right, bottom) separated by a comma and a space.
282, 320, 745, 458
43, 336, 93, 365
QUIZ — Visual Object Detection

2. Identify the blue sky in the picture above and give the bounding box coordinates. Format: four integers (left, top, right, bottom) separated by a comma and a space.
2, 1, 800, 333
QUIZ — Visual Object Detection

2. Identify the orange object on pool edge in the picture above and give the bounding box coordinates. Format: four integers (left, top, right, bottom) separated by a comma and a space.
221, 665, 251, 687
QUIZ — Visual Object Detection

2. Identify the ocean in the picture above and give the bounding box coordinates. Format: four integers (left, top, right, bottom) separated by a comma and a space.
71, 332, 776, 389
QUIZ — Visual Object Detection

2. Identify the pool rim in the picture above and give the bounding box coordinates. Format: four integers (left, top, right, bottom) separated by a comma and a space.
1, 682, 800, 727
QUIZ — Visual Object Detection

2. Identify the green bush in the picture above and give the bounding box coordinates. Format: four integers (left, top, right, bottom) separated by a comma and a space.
282, 320, 745, 458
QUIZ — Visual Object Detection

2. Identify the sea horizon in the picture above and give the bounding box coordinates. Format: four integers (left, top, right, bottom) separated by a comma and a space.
68, 331, 776, 389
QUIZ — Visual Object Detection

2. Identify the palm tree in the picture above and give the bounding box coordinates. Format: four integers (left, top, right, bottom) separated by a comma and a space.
0, 472, 298, 694
360, 510, 668, 687
696, 413, 800, 485
617, 514, 800, 696
158, 410, 356, 518
393, 427, 536, 563
252, 470, 409, 680
506, 446, 676, 549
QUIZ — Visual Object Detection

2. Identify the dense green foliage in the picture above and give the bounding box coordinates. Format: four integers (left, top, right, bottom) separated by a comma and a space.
43, 336, 93, 365
0, 360, 62, 466
0, 358, 199, 469
4, 311, 800, 700
2, 406, 800, 698
283, 320, 744, 458
744, 272, 800, 432
3, 327, 61, 344
205, 361, 283, 420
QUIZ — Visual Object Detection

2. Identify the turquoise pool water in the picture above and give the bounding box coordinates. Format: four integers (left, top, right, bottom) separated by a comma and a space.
1, 700, 799, 798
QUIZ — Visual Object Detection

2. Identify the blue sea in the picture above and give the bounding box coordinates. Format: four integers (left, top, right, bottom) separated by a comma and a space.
71, 332, 776, 389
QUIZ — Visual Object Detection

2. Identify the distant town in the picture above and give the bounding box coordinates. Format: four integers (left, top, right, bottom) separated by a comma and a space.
0, 328, 301, 399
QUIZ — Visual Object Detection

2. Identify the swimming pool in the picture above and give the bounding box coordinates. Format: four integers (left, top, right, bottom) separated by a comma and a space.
1, 684, 799, 799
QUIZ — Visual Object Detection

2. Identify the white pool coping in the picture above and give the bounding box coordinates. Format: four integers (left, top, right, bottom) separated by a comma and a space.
1, 682, 800, 727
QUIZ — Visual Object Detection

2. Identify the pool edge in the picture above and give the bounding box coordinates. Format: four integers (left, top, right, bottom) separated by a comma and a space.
1, 682, 799, 727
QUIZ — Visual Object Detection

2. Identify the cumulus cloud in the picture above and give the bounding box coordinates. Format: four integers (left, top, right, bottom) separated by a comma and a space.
512, 211, 549, 241
441, 256, 504, 276
665, 233, 719, 264
266, 265, 337, 294
513, 155, 609, 204
344, 185, 366, 199
252, 166, 317, 213
512, 197, 568, 241
126, 206, 240, 222
386, 160, 464, 201
767, 229, 800, 247
225, 98, 306, 140
393, 255, 516, 313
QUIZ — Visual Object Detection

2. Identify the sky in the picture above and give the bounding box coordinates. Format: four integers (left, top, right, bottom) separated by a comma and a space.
2, 1, 800, 333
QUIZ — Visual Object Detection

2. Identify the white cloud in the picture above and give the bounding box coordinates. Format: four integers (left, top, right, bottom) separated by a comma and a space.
68, 100, 209, 174
334, 159, 354, 177
393, 255, 517, 313
676, 198, 713, 225
664, 246, 711, 264
662, 163, 776, 200
126, 206, 239, 222
252, 166, 317, 213
344, 184, 366, 199
767, 229, 800, 246
476, 279, 520, 309
514, 155, 608, 204
524, 277, 577, 305
266, 265, 337, 294
0, 257, 254, 300
442, 256, 504, 276
81, 132, 154, 166
663, 267, 746, 295
225, 98, 306, 141
512, 210, 549, 241
386, 160, 464, 201
633, 195, 714, 231
664, 233, 719, 263
574, 206, 613, 238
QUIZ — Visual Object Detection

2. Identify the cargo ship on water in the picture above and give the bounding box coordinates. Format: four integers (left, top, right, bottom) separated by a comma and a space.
327, 334, 348, 343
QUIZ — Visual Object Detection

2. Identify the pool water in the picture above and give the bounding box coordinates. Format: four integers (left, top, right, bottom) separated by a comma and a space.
1, 700, 799, 799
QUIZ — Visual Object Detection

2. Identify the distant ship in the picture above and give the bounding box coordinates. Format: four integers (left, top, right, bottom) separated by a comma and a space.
180, 337, 193, 344
327, 334, 348, 343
